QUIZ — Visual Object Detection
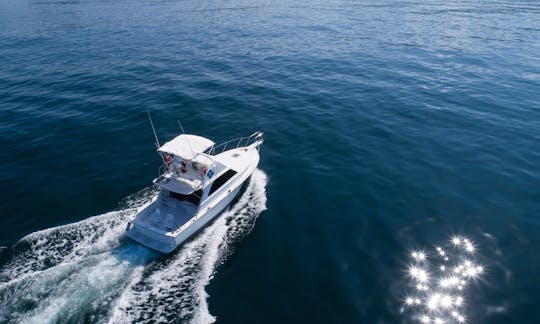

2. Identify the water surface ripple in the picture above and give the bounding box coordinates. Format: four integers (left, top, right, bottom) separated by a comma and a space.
0, 0, 539, 323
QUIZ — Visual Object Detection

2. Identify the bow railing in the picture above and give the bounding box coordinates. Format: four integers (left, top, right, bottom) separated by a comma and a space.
208, 131, 263, 156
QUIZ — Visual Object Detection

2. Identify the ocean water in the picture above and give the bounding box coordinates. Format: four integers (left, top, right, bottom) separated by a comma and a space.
1, 0, 539, 323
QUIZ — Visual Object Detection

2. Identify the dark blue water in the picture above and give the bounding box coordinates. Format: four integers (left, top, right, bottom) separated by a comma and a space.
1, 0, 540, 322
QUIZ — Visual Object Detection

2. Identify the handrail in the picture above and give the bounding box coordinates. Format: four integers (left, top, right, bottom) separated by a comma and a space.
208, 131, 263, 156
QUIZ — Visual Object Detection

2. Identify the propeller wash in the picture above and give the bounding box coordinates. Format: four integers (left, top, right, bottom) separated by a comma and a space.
0, 169, 267, 323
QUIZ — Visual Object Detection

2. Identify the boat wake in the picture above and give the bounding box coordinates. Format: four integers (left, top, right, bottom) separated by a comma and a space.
0, 169, 268, 324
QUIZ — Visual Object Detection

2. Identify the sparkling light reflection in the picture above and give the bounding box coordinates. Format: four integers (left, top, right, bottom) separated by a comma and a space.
402, 235, 484, 323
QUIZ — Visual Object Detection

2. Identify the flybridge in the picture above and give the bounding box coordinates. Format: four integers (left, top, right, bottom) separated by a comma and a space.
152, 135, 215, 195
154, 132, 264, 195
145, 112, 218, 195
156, 134, 218, 195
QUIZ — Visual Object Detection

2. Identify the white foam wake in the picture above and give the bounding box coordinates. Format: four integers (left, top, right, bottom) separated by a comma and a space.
0, 169, 268, 324
0, 187, 158, 323
109, 169, 268, 323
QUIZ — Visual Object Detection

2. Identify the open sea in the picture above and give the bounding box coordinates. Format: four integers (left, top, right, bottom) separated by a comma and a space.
1, 0, 540, 323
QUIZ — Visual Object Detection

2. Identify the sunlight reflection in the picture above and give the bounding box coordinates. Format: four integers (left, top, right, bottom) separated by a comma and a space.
402, 235, 484, 323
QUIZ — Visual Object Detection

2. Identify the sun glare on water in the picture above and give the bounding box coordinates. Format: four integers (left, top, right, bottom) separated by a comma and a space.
402, 235, 485, 323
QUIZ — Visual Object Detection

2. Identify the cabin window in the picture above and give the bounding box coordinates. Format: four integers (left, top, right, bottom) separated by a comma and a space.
170, 189, 203, 205
209, 169, 237, 196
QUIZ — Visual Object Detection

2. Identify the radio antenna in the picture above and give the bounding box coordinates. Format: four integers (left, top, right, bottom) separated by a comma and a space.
178, 119, 186, 134
178, 120, 196, 159
147, 110, 161, 148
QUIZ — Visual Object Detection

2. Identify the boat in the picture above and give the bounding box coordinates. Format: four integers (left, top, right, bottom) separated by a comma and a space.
126, 129, 264, 253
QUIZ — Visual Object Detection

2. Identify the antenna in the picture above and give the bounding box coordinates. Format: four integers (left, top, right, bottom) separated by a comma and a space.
147, 110, 160, 148
177, 119, 186, 134
178, 120, 196, 159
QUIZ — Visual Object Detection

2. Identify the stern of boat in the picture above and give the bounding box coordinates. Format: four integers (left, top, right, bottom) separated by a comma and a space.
126, 224, 177, 253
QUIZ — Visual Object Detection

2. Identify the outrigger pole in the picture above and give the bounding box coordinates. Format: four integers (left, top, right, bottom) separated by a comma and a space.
147, 110, 161, 149
147, 110, 169, 168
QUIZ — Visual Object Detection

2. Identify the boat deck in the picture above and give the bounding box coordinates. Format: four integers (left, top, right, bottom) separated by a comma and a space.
215, 147, 258, 172
137, 195, 197, 232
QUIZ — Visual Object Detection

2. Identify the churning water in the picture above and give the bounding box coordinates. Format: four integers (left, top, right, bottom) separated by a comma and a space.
0, 170, 267, 323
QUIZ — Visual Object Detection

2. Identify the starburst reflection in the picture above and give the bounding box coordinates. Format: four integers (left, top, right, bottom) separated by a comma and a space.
402, 236, 485, 323
412, 250, 427, 261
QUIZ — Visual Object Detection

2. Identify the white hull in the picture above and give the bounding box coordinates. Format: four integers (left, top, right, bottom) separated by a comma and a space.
127, 179, 244, 253
127, 134, 262, 253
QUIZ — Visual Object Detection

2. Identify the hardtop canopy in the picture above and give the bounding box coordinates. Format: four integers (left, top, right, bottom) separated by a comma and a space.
158, 134, 215, 160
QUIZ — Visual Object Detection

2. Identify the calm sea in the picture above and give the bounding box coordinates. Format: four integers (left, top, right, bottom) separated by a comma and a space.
1, 0, 539, 323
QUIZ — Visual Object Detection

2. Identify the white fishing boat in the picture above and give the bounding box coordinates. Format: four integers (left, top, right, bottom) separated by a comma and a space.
126, 124, 263, 253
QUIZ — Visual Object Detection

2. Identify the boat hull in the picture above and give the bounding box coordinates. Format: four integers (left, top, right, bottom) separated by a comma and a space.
127, 135, 262, 253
